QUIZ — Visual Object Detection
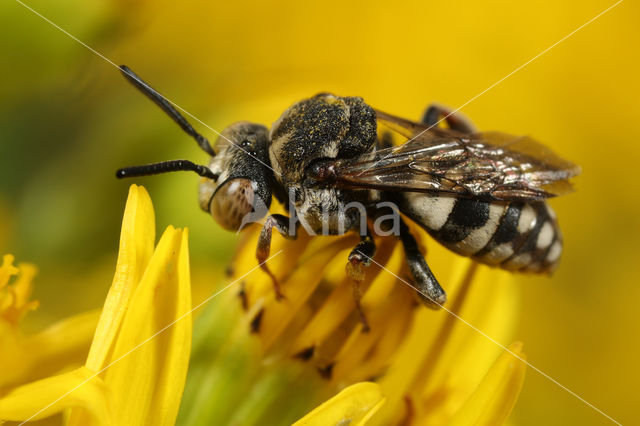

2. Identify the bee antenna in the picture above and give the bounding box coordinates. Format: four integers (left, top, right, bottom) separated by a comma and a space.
119, 65, 216, 157
116, 160, 218, 181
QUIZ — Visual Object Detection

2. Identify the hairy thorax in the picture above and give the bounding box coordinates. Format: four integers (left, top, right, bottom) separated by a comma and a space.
290, 185, 367, 235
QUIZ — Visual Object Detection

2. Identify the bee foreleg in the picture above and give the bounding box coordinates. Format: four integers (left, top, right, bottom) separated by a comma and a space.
346, 229, 376, 332
256, 214, 297, 301
398, 219, 447, 308
422, 103, 476, 134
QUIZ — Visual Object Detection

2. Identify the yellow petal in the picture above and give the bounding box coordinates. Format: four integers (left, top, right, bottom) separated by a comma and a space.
331, 286, 414, 384
448, 342, 527, 426
232, 224, 312, 305
0, 310, 100, 388
373, 256, 521, 424
259, 237, 356, 350
0, 321, 24, 387
86, 184, 156, 371
1, 262, 39, 323
24, 310, 101, 381
151, 229, 192, 423
1, 255, 38, 324
290, 238, 397, 356
293, 382, 386, 426
10, 262, 38, 312
371, 257, 470, 423
0, 366, 110, 424
412, 263, 520, 423
0, 254, 19, 290
101, 226, 192, 426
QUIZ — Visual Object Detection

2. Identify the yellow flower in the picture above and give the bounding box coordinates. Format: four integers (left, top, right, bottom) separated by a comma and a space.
293, 382, 386, 426
0, 254, 39, 325
181, 216, 527, 425
0, 256, 100, 392
295, 341, 526, 426
0, 184, 192, 425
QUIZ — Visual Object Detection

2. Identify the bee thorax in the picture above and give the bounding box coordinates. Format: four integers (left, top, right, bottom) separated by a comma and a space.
293, 188, 364, 235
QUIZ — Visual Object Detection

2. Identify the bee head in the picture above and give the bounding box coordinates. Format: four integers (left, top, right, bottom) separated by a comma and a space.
199, 122, 273, 231
116, 66, 274, 233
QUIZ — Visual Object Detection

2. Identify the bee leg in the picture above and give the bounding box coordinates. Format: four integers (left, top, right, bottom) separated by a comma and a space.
398, 219, 447, 308
377, 130, 394, 149
346, 230, 376, 332
256, 214, 297, 301
422, 103, 476, 134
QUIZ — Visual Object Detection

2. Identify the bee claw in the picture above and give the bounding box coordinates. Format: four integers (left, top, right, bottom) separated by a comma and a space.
262, 263, 285, 301
359, 312, 371, 333
274, 286, 286, 301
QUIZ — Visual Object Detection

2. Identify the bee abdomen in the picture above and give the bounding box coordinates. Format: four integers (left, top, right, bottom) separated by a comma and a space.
399, 194, 563, 273
474, 201, 562, 273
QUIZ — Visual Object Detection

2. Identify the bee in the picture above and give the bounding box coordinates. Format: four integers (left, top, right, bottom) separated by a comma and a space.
116, 66, 579, 326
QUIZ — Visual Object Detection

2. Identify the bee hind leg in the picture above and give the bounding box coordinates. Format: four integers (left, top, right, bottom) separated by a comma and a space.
346, 229, 376, 332
422, 103, 476, 134
398, 219, 447, 308
256, 214, 297, 300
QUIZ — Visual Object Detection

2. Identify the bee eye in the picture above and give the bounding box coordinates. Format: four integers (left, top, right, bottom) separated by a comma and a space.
210, 178, 256, 231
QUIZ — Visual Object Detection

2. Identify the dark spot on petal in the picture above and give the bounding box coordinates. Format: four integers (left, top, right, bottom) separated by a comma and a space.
318, 363, 334, 379
250, 308, 264, 333
294, 346, 315, 361
237, 281, 248, 310
225, 264, 234, 277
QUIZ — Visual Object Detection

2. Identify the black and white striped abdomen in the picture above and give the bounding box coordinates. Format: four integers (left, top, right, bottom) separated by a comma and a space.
398, 193, 563, 273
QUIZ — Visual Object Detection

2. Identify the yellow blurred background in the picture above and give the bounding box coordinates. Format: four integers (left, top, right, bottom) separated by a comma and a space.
1, 0, 638, 424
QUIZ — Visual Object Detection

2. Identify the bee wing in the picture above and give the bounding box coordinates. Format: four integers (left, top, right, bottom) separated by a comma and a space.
323, 111, 580, 201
